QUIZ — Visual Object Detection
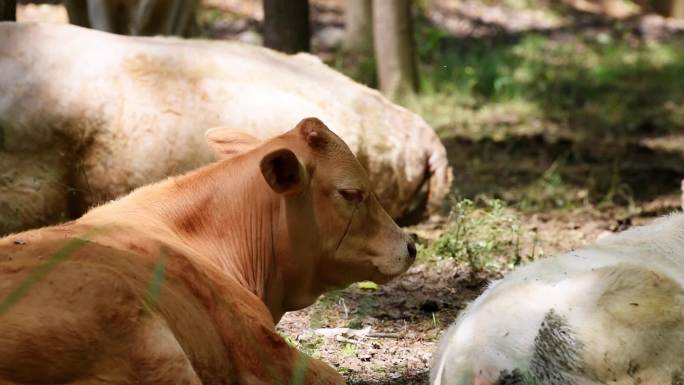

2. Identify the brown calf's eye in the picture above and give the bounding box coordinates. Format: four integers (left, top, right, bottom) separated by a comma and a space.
339, 188, 364, 204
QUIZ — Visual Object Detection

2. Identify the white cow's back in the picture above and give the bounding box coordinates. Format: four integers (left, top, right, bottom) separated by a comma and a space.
0, 22, 452, 234
432, 213, 684, 385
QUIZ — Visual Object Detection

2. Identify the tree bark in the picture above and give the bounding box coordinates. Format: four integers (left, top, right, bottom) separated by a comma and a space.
86, 0, 130, 34
131, 0, 198, 36
64, 0, 90, 27
343, 0, 373, 54
0, 0, 16, 22
64, 0, 197, 36
652, 0, 674, 15
637, 0, 675, 16
672, 0, 684, 17
372, 0, 418, 99
263, 0, 310, 54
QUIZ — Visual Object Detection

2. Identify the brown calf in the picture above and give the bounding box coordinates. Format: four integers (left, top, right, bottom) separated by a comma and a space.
0, 118, 416, 385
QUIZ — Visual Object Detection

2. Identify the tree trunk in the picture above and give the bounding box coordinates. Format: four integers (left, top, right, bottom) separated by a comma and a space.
0, 0, 16, 22
64, 0, 197, 36
342, 0, 375, 86
343, 0, 373, 54
130, 0, 198, 36
64, 0, 90, 27
652, 0, 674, 15
85, 0, 130, 34
672, 0, 684, 17
263, 0, 310, 54
638, 0, 675, 16
372, 0, 418, 99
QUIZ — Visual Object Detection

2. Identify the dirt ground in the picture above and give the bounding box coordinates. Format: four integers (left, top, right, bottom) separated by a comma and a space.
13, 1, 684, 384
276, 186, 681, 385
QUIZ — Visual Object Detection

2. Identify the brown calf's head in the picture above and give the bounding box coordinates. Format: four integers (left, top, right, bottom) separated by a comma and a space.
207, 118, 416, 307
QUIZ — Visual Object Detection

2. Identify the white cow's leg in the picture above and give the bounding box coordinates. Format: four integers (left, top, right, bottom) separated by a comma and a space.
0, 151, 70, 235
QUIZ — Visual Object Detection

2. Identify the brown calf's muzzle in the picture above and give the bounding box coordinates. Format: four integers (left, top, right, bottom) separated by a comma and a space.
362, 192, 416, 282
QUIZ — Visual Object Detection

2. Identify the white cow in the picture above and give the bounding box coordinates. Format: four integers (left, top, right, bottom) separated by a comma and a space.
432, 213, 684, 385
0, 22, 452, 234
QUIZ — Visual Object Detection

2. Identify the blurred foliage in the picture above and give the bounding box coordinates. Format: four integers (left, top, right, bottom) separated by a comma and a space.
331, 9, 684, 146
333, 48, 377, 88
412, 29, 684, 138
353, 13, 684, 216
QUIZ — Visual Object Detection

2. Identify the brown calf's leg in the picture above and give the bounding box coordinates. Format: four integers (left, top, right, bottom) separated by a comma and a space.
128, 317, 204, 385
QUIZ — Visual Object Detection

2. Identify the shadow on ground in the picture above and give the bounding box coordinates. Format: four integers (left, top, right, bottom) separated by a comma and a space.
444, 134, 684, 211
348, 370, 429, 385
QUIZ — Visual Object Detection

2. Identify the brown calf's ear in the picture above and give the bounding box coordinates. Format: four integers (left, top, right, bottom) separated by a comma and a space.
260, 148, 306, 195
296, 117, 329, 149
205, 127, 262, 159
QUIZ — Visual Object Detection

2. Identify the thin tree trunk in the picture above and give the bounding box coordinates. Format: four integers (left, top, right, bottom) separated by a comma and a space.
653, 0, 674, 16
342, 0, 375, 86
263, 0, 310, 54
131, 0, 197, 36
672, 0, 684, 17
638, 0, 675, 16
343, 0, 373, 54
65, 0, 197, 36
372, 0, 418, 99
85, 0, 129, 34
0, 0, 16, 22
64, 0, 90, 27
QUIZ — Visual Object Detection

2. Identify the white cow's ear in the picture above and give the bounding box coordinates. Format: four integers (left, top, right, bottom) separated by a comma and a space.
205, 127, 262, 159
260, 148, 307, 195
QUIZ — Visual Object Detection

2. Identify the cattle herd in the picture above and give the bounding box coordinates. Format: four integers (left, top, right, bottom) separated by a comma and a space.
1, 21, 683, 385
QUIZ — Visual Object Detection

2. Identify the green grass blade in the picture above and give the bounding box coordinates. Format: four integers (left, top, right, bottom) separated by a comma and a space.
291, 351, 310, 385
0, 237, 90, 316
142, 252, 168, 315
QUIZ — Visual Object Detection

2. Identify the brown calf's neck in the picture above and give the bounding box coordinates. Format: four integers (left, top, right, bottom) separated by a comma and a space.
81, 148, 322, 323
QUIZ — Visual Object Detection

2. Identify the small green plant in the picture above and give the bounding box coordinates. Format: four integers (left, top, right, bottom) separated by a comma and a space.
598, 160, 635, 209
428, 197, 522, 270
518, 158, 576, 211
341, 342, 357, 355
346, 295, 373, 329
299, 336, 324, 358
356, 281, 379, 290
281, 334, 298, 348
308, 290, 343, 329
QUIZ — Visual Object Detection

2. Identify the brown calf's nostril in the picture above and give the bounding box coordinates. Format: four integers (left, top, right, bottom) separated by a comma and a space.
407, 241, 417, 259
